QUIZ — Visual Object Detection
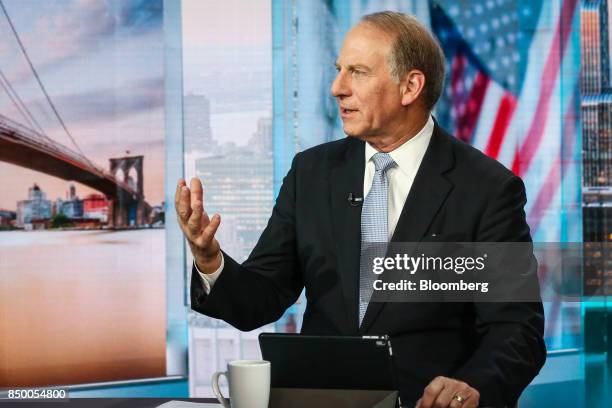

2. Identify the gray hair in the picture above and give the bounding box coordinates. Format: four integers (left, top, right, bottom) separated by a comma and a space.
361, 11, 446, 110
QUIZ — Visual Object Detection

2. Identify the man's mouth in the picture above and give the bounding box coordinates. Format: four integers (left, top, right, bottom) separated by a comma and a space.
340, 107, 358, 117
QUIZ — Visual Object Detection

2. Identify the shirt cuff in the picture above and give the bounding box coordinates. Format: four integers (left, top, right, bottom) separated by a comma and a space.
195, 253, 224, 294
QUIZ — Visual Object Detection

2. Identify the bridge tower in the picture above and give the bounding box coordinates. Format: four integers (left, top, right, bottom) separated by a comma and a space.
108, 155, 147, 227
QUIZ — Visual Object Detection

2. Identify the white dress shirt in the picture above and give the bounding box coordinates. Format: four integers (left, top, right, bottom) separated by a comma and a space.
196, 115, 434, 293
363, 115, 434, 239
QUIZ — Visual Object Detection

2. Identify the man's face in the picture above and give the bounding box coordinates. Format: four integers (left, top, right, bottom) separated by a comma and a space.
331, 23, 405, 141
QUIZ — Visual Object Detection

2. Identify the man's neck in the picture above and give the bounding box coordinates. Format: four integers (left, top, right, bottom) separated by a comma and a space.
368, 112, 430, 153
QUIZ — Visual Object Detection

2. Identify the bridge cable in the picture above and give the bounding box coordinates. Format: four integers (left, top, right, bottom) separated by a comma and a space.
0, 0, 92, 165
0, 68, 46, 135
0, 69, 35, 130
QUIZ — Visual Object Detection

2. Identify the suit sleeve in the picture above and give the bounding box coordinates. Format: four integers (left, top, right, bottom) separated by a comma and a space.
190, 154, 303, 331
452, 175, 546, 407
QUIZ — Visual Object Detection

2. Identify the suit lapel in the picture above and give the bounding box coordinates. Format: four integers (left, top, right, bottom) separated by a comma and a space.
359, 123, 455, 333
390, 125, 455, 243
330, 138, 365, 334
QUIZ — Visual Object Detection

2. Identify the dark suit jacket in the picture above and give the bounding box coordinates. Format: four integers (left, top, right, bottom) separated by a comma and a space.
191, 123, 546, 407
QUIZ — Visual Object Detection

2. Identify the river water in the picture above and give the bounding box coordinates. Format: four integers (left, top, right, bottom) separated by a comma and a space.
0, 229, 166, 387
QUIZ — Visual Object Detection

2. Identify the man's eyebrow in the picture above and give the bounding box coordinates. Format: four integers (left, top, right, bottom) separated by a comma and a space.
334, 62, 371, 71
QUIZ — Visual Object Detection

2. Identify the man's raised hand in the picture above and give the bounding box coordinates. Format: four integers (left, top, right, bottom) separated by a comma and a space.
175, 178, 222, 273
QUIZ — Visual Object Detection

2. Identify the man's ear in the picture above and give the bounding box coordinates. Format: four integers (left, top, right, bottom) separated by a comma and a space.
399, 69, 425, 106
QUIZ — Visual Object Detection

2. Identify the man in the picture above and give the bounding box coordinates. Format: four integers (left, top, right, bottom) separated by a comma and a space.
176, 11, 546, 408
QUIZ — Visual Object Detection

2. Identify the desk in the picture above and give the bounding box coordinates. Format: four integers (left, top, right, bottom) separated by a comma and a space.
0, 399, 221, 407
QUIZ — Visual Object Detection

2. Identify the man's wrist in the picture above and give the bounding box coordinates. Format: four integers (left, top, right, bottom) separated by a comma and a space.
195, 252, 222, 274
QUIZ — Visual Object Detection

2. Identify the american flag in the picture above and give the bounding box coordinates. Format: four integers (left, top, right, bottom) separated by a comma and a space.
430, 0, 582, 347
431, 0, 581, 244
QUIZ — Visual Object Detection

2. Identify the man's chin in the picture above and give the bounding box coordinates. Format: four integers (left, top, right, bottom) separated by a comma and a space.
343, 129, 368, 142
342, 125, 362, 139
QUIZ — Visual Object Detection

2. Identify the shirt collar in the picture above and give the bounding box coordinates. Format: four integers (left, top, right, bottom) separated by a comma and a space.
365, 115, 434, 172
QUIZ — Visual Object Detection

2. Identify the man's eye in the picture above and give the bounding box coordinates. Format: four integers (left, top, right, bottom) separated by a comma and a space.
352, 70, 364, 76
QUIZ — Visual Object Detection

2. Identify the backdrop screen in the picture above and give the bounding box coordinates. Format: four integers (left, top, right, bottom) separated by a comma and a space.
0, 0, 166, 387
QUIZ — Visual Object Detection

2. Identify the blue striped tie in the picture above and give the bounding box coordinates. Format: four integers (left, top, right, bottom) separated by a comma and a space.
359, 152, 396, 327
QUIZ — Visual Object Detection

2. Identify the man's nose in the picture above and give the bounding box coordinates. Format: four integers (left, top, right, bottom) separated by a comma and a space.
331, 70, 350, 98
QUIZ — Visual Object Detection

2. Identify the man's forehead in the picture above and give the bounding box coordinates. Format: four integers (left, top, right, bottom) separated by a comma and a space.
336, 23, 391, 64
344, 22, 393, 47
335, 35, 388, 67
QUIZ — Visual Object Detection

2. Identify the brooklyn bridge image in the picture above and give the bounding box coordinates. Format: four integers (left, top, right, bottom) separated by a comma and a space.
0, 115, 152, 227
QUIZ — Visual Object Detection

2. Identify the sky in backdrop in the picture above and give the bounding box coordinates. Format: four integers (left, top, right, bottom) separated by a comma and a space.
182, 0, 271, 147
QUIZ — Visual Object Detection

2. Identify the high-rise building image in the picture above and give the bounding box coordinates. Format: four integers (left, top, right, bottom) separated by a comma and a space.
58, 200, 84, 219
16, 184, 52, 229
195, 149, 273, 262
55, 183, 84, 218
248, 117, 272, 154
581, 0, 612, 295
183, 94, 216, 153
0, 209, 16, 228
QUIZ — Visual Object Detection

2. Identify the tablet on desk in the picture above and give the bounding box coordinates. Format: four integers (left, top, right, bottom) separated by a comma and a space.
259, 333, 400, 408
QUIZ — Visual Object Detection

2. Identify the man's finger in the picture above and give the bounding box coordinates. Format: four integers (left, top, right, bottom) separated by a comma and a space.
176, 185, 192, 222
195, 214, 221, 248
419, 377, 445, 408
448, 390, 475, 408
460, 387, 478, 408
174, 179, 185, 209
433, 382, 462, 408
190, 178, 211, 225
187, 200, 205, 235
190, 177, 203, 207
464, 396, 479, 408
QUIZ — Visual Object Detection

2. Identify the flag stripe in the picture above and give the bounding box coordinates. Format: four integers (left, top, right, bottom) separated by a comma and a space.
471, 81, 505, 152
456, 71, 490, 142
484, 93, 517, 159
451, 54, 466, 96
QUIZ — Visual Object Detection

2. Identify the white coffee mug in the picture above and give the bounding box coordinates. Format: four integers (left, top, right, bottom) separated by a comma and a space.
212, 359, 270, 408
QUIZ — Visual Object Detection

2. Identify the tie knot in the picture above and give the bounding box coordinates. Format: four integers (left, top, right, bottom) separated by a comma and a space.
371, 152, 396, 173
